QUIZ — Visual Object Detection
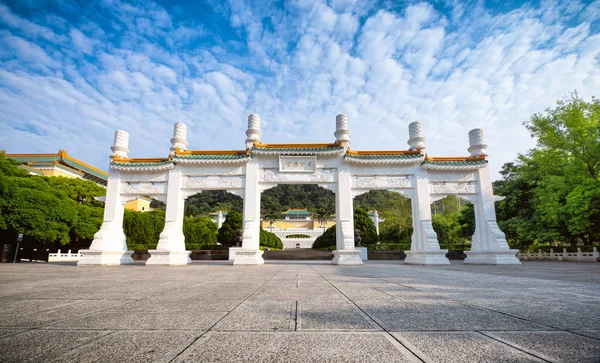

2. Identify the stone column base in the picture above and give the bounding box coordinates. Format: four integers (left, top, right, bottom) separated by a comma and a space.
77, 250, 134, 266
229, 247, 243, 261
232, 249, 265, 265
464, 250, 521, 265
355, 247, 368, 261
332, 250, 363, 265
404, 250, 450, 265
145, 250, 192, 266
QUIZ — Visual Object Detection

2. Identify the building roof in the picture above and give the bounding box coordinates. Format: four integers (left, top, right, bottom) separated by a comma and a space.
209, 210, 229, 216
5, 150, 108, 185
345, 149, 424, 163
174, 149, 251, 162
421, 155, 488, 170
252, 141, 344, 155
281, 208, 313, 215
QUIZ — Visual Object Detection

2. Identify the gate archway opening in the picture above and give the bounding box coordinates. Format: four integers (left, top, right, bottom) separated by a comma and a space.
261, 184, 335, 249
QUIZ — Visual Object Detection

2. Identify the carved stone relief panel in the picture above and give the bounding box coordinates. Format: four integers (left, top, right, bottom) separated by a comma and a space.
182, 166, 244, 176
427, 172, 476, 182
120, 173, 168, 183
183, 176, 243, 190
429, 181, 477, 194
121, 182, 167, 195
260, 169, 335, 184
352, 176, 412, 189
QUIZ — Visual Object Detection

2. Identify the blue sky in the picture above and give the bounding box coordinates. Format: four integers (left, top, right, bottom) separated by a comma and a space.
0, 0, 599, 180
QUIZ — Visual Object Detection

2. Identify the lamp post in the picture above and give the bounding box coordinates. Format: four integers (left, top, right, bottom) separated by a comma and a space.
13, 233, 23, 263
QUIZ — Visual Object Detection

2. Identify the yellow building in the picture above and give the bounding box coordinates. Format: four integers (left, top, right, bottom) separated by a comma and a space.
124, 196, 152, 212
4, 150, 108, 185
261, 208, 335, 230
3, 150, 151, 212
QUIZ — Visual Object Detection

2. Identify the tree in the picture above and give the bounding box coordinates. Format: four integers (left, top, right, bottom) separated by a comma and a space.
185, 190, 243, 216
0, 154, 79, 245
217, 210, 242, 247
524, 92, 600, 181
184, 216, 217, 249
260, 228, 283, 249
312, 225, 336, 249
312, 208, 378, 249
494, 93, 600, 246
353, 208, 378, 245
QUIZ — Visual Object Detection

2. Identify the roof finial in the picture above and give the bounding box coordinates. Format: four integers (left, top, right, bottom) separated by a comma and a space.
334, 114, 350, 149
111, 130, 130, 158
171, 122, 188, 153
245, 114, 262, 148
468, 128, 488, 156
407, 122, 426, 151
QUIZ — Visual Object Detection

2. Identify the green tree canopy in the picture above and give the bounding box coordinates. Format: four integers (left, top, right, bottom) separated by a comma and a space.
217, 210, 243, 247
184, 216, 217, 249
495, 93, 600, 246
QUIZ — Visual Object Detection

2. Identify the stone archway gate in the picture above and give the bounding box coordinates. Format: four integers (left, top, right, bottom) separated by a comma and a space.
78, 114, 520, 266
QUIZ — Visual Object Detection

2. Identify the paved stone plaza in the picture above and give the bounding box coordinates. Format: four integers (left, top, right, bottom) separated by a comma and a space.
1, 261, 599, 362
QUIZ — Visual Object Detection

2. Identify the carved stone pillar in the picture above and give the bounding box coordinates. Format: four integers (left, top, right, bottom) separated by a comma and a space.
146, 170, 191, 265
233, 162, 264, 265
332, 168, 362, 265
404, 167, 450, 265
464, 166, 520, 264
78, 171, 134, 266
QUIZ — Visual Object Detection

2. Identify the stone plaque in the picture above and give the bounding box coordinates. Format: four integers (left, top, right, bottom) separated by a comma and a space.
279, 156, 317, 173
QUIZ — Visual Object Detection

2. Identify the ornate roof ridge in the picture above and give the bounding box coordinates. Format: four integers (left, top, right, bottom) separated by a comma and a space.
111, 155, 172, 164
175, 148, 250, 156
346, 149, 421, 156
423, 154, 487, 162
253, 141, 342, 149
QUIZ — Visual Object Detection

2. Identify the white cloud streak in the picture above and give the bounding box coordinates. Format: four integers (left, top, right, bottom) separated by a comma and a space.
0, 0, 598, 180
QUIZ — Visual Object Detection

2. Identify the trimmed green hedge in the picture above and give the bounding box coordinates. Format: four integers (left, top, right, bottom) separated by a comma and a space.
260, 229, 284, 249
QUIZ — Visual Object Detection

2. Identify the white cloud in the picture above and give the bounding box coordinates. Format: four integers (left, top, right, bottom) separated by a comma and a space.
0, 0, 598, 180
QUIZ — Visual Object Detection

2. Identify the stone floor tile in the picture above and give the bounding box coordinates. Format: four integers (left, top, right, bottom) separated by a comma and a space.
483, 330, 600, 363
374, 309, 550, 331
214, 300, 296, 331
297, 301, 380, 331
46, 311, 225, 330
393, 331, 544, 363
0, 329, 108, 363
51, 330, 202, 363
174, 331, 420, 363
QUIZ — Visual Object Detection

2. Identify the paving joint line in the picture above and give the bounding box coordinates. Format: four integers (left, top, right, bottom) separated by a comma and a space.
167, 271, 280, 363
373, 276, 564, 332
476, 331, 553, 362
311, 267, 426, 363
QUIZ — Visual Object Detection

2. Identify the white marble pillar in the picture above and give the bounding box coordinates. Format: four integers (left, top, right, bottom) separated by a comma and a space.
233, 162, 264, 265
332, 168, 362, 265
146, 170, 191, 265
404, 168, 450, 265
465, 167, 520, 264
79, 131, 133, 266
405, 122, 449, 265
463, 129, 519, 264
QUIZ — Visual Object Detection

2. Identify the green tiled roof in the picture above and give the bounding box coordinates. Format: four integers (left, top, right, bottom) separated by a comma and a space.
345, 153, 422, 160
18, 165, 44, 175
111, 160, 173, 166
175, 154, 250, 160
252, 145, 343, 153
62, 158, 107, 180
282, 209, 312, 215
422, 160, 488, 166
